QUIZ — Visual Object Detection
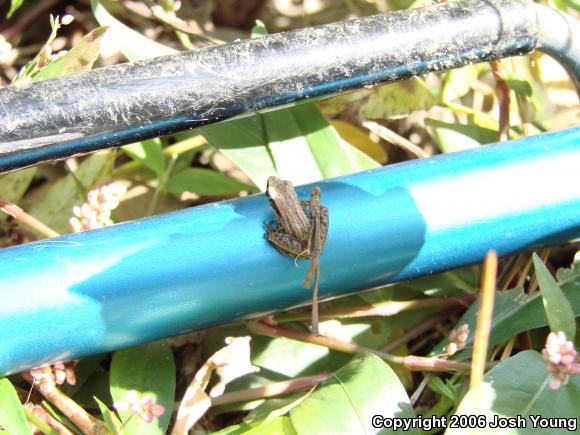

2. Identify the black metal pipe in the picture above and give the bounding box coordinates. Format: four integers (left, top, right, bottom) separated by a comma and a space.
535, 4, 580, 90
0, 0, 559, 172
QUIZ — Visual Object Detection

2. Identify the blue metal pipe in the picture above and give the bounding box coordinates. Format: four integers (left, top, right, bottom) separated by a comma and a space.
1, 127, 579, 375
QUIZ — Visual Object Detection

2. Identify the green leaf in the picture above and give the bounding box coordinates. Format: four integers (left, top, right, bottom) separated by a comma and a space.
7, 0, 23, 19
289, 353, 416, 434
60, 354, 107, 398
0, 378, 32, 435
71, 370, 112, 409
202, 102, 378, 190
440, 65, 481, 103
556, 262, 580, 284
0, 167, 37, 213
562, 0, 580, 11
122, 139, 165, 176
213, 415, 298, 435
251, 20, 268, 38
319, 79, 435, 120
263, 108, 322, 184
200, 117, 274, 191
506, 78, 533, 98
428, 377, 460, 404
204, 323, 346, 385
166, 168, 252, 197
23, 150, 115, 234
22, 409, 60, 435
95, 396, 123, 435
392, 266, 478, 297
243, 392, 309, 426
90, 0, 177, 62
34, 27, 108, 81
110, 340, 175, 434
288, 103, 379, 178
426, 119, 498, 152
533, 253, 576, 340
361, 79, 436, 119
218, 354, 416, 433
447, 351, 580, 434
432, 278, 580, 359
40, 400, 80, 434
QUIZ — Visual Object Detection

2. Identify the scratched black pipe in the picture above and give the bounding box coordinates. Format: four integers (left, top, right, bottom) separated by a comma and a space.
0, 0, 538, 172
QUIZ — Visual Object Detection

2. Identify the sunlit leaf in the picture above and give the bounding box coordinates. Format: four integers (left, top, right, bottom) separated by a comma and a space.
289, 353, 416, 434
200, 117, 274, 191
441, 65, 481, 103
0, 168, 37, 214
251, 20, 268, 38
23, 150, 116, 234
202, 103, 379, 191
506, 77, 533, 98
361, 79, 436, 119
91, 0, 177, 61
122, 139, 165, 176
95, 396, 123, 435
110, 341, 175, 435
166, 168, 253, 196
331, 120, 387, 164
533, 253, 575, 340
7, 0, 23, 19
213, 415, 298, 435
0, 378, 32, 435
447, 351, 580, 434
34, 27, 109, 81
432, 279, 580, 359
426, 119, 497, 152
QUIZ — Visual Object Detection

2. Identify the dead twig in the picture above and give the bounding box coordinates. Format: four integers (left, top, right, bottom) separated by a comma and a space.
362, 120, 429, 159
490, 60, 511, 141
22, 369, 106, 435
470, 250, 498, 389
211, 373, 331, 406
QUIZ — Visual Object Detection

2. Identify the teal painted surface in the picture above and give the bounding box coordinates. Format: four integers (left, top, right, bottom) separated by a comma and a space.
0, 128, 579, 374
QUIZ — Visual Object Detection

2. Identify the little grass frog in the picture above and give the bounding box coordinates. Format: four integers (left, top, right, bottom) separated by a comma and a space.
265, 176, 328, 259
265, 176, 329, 335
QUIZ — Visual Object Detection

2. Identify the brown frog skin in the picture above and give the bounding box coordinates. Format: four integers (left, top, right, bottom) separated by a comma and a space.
265, 178, 329, 336
265, 178, 328, 259
266, 221, 309, 258
266, 177, 311, 244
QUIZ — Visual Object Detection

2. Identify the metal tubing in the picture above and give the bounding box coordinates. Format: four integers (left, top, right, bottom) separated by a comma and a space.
1, 128, 579, 375
535, 3, 580, 91
0, 0, 543, 172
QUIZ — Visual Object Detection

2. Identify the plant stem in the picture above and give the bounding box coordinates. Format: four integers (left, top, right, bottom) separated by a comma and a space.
0, 199, 60, 238
489, 60, 511, 141
277, 296, 475, 323
24, 406, 71, 435
362, 120, 428, 159
382, 307, 462, 353
470, 250, 498, 390
147, 155, 177, 216
247, 319, 475, 373
21, 370, 107, 435
211, 373, 331, 406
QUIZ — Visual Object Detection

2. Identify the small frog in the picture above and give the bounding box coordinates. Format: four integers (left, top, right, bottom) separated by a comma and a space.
265, 176, 329, 335
265, 176, 328, 259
